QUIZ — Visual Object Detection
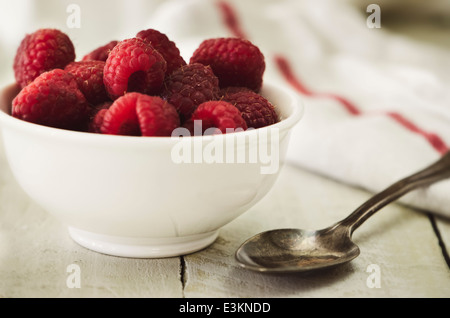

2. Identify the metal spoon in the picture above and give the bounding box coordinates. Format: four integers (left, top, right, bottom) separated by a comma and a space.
235, 152, 450, 273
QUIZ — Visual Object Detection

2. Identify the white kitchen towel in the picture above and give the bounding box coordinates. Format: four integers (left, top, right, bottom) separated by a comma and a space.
1, 0, 449, 217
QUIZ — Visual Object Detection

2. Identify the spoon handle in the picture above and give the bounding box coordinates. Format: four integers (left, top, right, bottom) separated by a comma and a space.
339, 151, 450, 235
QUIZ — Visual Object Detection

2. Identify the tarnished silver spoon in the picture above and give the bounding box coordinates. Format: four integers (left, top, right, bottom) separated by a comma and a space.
235, 152, 450, 273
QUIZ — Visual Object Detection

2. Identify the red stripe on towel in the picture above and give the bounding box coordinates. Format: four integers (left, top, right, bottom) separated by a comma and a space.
386, 112, 448, 154
217, 1, 247, 39
274, 55, 361, 116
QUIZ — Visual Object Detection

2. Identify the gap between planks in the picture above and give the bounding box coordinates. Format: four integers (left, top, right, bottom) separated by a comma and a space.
427, 213, 450, 269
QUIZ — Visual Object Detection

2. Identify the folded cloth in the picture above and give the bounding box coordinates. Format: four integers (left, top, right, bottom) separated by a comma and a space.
1, 0, 449, 218
146, 0, 450, 218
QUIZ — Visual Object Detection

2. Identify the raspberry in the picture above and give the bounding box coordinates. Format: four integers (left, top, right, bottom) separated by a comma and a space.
103, 38, 167, 100
65, 60, 110, 105
136, 29, 186, 75
162, 63, 219, 123
12, 69, 90, 131
219, 86, 252, 97
181, 118, 195, 136
190, 37, 265, 92
221, 90, 278, 128
100, 93, 180, 136
82, 40, 118, 62
13, 28, 75, 88
190, 101, 247, 135
87, 102, 112, 133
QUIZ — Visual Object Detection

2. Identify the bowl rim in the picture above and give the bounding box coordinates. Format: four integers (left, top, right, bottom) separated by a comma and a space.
0, 80, 304, 145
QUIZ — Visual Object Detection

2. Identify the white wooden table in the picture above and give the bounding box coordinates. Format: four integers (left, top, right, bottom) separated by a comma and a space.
1, 141, 449, 298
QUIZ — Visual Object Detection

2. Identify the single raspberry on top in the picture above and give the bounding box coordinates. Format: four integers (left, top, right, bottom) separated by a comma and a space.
190, 37, 265, 92
12, 69, 90, 131
190, 101, 247, 135
65, 60, 110, 106
100, 92, 180, 136
162, 63, 219, 123
82, 40, 118, 62
136, 29, 186, 75
221, 89, 279, 128
13, 28, 75, 88
103, 37, 167, 100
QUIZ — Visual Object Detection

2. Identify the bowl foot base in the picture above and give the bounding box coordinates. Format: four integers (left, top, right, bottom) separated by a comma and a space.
68, 227, 219, 258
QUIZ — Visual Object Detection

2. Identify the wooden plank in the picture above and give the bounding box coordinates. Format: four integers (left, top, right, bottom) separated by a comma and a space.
0, 150, 183, 298
183, 164, 450, 298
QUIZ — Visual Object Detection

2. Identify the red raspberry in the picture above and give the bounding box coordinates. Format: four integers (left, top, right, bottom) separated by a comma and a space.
13, 28, 75, 88
180, 118, 195, 136
219, 86, 252, 96
88, 102, 112, 133
82, 40, 118, 62
136, 29, 186, 75
103, 38, 167, 100
190, 37, 265, 92
162, 63, 219, 122
100, 93, 180, 136
12, 69, 90, 131
190, 101, 247, 135
65, 60, 110, 105
221, 90, 279, 128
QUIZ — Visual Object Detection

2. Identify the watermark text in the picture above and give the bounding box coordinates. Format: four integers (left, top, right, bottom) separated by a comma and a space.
171, 121, 280, 175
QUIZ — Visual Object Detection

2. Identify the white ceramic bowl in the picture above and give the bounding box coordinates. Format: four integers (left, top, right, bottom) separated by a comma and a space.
0, 82, 303, 258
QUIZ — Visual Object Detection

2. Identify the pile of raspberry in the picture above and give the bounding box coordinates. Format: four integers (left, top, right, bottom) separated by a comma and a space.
11, 28, 279, 136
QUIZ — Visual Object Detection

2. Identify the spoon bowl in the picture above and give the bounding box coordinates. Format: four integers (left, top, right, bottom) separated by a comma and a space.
236, 227, 360, 272
236, 152, 450, 273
